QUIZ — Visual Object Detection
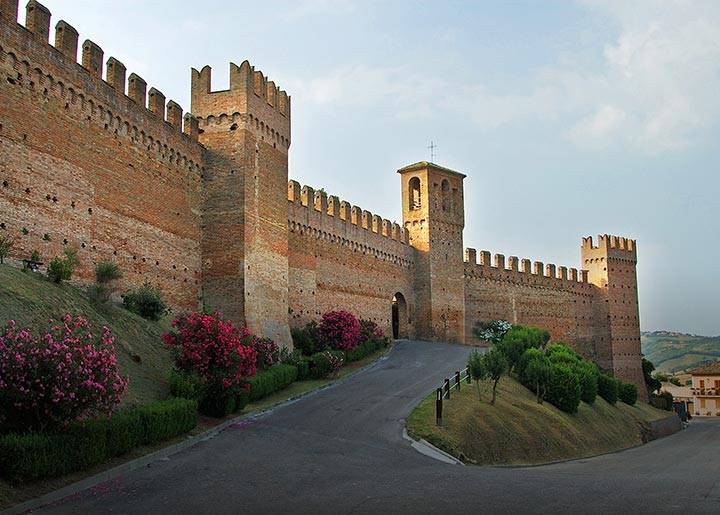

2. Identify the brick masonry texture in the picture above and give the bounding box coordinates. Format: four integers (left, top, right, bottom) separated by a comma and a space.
0, 1, 645, 396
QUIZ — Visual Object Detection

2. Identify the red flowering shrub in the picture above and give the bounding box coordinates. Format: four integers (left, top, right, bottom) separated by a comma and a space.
319, 310, 361, 350
250, 337, 280, 370
0, 315, 128, 432
360, 319, 384, 342
162, 312, 257, 393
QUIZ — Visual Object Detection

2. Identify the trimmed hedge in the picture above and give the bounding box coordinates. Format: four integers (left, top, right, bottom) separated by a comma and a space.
0, 398, 198, 483
344, 339, 379, 363
249, 364, 298, 402
619, 381, 638, 405
597, 373, 619, 405
308, 350, 344, 379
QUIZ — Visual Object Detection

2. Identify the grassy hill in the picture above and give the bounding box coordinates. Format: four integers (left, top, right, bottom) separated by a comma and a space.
642, 331, 720, 374
0, 265, 173, 405
407, 375, 671, 466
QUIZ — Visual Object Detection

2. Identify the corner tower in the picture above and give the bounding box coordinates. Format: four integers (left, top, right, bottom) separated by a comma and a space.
191, 61, 291, 347
582, 235, 645, 398
398, 162, 466, 343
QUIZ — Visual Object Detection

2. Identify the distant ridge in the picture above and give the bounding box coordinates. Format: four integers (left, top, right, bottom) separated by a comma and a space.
642, 331, 720, 374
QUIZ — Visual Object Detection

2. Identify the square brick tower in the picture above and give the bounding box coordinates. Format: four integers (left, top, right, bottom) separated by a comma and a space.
191, 61, 292, 347
398, 162, 466, 343
582, 235, 646, 399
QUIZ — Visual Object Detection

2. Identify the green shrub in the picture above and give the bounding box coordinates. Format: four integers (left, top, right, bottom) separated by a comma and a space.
122, 282, 167, 320
137, 398, 198, 443
309, 350, 344, 379
47, 248, 77, 283
249, 364, 298, 402
197, 383, 236, 418
517, 347, 544, 383
0, 235, 14, 264
167, 370, 204, 401
497, 325, 548, 372
344, 339, 378, 363
282, 350, 311, 380
0, 398, 197, 483
545, 362, 581, 413
547, 343, 598, 404
576, 361, 599, 404
618, 382, 638, 405
597, 373, 619, 405
105, 409, 143, 457
95, 261, 122, 284
291, 321, 322, 356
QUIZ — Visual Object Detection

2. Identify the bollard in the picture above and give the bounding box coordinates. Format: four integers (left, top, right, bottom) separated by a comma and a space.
436, 388, 443, 426
455, 371, 461, 391
443, 378, 450, 399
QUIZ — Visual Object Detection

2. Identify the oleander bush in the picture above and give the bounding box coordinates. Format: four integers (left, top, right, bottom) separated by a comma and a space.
162, 312, 257, 417
319, 310, 361, 351
0, 315, 128, 432
0, 398, 197, 483
251, 337, 280, 370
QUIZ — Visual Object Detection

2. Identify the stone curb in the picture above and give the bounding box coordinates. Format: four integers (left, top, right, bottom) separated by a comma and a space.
4, 345, 396, 515
402, 427, 464, 466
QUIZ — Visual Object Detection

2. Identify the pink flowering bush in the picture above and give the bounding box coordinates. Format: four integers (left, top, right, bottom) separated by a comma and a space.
319, 310, 361, 351
0, 315, 128, 432
162, 312, 257, 415
250, 337, 280, 370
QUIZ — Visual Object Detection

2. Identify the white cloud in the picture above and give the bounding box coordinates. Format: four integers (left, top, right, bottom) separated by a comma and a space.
288, 0, 720, 154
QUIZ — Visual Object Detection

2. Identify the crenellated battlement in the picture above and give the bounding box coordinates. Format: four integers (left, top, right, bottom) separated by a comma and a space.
582, 234, 637, 259
190, 60, 291, 153
287, 180, 413, 268
0, 1, 199, 143
464, 247, 591, 289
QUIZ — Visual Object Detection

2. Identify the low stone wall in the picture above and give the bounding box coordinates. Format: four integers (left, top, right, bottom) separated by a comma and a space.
647, 413, 682, 441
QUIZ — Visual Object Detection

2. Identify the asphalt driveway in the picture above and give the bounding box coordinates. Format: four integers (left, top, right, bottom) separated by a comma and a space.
41, 340, 719, 514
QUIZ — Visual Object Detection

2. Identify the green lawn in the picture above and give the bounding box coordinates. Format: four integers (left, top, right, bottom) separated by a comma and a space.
0, 264, 173, 405
407, 375, 671, 465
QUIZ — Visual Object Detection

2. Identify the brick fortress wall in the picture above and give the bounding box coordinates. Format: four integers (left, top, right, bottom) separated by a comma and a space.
0, 1, 204, 310
287, 181, 416, 339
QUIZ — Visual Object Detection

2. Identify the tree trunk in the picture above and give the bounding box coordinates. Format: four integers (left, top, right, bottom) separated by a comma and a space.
536, 380, 541, 403
491, 378, 499, 404
476, 379, 482, 401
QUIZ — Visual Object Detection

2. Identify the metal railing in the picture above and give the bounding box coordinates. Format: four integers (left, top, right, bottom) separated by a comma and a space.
435, 367, 472, 426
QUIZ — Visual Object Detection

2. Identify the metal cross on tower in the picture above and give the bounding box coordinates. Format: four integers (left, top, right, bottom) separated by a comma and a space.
428, 140, 437, 162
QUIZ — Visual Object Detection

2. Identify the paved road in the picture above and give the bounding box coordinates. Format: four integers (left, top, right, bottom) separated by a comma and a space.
44, 340, 719, 514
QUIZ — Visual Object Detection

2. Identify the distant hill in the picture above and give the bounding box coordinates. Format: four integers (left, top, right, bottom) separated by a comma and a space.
641, 331, 720, 374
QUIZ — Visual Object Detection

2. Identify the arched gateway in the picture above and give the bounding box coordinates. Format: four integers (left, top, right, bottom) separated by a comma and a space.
392, 293, 408, 339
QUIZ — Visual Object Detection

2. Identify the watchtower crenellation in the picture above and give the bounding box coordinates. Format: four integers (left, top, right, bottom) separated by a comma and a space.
190, 61, 290, 154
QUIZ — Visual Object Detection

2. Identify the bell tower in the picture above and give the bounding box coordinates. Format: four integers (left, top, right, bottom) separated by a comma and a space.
398, 161, 466, 343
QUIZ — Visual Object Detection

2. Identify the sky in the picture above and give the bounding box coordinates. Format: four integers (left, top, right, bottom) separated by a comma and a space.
36, 0, 720, 335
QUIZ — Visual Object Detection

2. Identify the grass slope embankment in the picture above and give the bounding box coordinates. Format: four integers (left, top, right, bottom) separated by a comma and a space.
0, 265, 172, 405
407, 375, 671, 466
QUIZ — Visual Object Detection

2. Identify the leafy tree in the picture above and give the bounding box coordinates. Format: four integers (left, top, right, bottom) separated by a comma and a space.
642, 357, 662, 395
467, 350, 489, 401
0, 235, 14, 264
483, 347, 508, 405
524, 353, 551, 403
498, 325, 549, 372
472, 320, 511, 345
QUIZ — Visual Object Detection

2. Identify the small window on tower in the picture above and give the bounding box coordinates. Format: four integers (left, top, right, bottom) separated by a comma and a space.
409, 177, 421, 210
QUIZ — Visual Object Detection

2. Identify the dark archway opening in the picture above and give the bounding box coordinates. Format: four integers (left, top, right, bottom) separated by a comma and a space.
392, 293, 408, 339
